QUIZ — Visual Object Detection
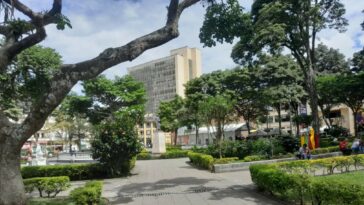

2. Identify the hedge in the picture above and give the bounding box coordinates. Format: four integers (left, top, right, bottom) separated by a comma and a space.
22, 157, 136, 180
243, 155, 266, 162
136, 152, 152, 160
250, 155, 364, 204
310, 145, 340, 155
213, 157, 239, 164
70, 181, 103, 205
187, 152, 214, 170
22, 164, 107, 180
24, 176, 70, 198
160, 150, 189, 159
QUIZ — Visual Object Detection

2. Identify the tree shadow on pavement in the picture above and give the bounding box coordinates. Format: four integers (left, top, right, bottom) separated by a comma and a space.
207, 184, 284, 205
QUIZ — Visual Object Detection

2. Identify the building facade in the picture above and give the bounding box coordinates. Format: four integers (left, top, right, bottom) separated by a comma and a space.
127, 47, 202, 145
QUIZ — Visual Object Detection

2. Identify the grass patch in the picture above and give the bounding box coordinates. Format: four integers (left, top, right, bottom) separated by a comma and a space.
317, 170, 364, 186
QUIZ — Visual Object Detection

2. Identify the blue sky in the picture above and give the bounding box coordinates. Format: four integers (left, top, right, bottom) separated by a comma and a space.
20, 0, 364, 92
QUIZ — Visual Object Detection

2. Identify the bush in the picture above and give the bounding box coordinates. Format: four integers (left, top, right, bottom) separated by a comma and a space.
22, 160, 135, 180
136, 152, 152, 160
166, 145, 182, 151
22, 163, 107, 180
244, 155, 266, 162
187, 152, 214, 170
213, 157, 239, 164
251, 138, 271, 156
250, 155, 364, 204
70, 181, 103, 205
191, 141, 252, 159
311, 145, 340, 155
160, 150, 188, 159
24, 176, 70, 198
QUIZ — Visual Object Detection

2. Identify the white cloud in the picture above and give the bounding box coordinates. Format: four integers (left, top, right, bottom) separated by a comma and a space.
18, 0, 364, 92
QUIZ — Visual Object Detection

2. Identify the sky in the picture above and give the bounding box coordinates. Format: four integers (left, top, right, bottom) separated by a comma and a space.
20, 0, 364, 93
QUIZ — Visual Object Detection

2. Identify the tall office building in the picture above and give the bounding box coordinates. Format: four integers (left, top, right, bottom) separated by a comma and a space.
127, 47, 202, 145
127, 47, 202, 114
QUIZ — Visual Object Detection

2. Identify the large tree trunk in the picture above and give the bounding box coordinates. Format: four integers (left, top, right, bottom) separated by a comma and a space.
276, 104, 282, 135
0, 137, 26, 205
353, 111, 358, 137
306, 66, 320, 144
195, 126, 199, 145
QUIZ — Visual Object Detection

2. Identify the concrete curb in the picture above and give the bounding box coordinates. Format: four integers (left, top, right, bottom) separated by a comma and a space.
213, 152, 343, 173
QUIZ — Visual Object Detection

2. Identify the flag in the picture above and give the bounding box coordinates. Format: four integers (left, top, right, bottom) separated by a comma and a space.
309, 128, 315, 150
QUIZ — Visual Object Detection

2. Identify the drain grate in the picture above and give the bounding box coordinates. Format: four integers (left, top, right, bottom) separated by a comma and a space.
121, 187, 219, 198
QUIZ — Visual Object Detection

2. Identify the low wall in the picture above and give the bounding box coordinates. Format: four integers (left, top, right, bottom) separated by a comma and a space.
213, 152, 343, 173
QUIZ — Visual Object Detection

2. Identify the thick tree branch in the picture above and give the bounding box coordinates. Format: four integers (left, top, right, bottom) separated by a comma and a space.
17, 0, 200, 144
0, 0, 62, 74
2, 0, 37, 20
0, 25, 8, 35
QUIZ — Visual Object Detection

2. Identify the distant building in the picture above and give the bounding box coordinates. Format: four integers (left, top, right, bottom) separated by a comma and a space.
128, 47, 202, 114
128, 47, 202, 145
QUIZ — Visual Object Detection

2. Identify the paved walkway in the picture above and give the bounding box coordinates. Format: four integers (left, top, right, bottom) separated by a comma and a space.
99, 158, 281, 205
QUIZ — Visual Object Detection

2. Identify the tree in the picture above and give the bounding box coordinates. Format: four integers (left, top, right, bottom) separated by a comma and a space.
254, 55, 306, 134
333, 73, 364, 137
201, 95, 236, 158
53, 96, 91, 152
352, 48, 364, 73
200, 0, 348, 137
180, 95, 205, 145
0, 0, 201, 202
315, 44, 350, 75
316, 75, 340, 128
70, 75, 145, 176
91, 110, 142, 177
158, 95, 184, 145
223, 68, 268, 134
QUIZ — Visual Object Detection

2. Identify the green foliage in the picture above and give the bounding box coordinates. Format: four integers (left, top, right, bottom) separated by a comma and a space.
352, 47, 364, 73
213, 157, 239, 164
187, 152, 214, 170
158, 95, 184, 133
243, 155, 266, 162
92, 117, 141, 177
70, 181, 103, 205
315, 43, 350, 75
160, 150, 189, 159
136, 150, 152, 160
251, 138, 271, 156
55, 14, 72, 30
250, 155, 364, 204
21, 163, 108, 180
76, 75, 146, 125
0, 45, 62, 119
201, 95, 237, 158
310, 146, 340, 155
24, 176, 70, 198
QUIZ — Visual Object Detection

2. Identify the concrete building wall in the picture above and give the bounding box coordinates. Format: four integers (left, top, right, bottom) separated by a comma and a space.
128, 47, 202, 145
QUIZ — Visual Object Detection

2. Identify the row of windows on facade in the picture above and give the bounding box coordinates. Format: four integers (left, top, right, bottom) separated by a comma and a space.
265, 111, 341, 124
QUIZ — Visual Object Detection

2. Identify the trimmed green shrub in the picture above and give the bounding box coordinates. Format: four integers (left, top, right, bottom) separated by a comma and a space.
136, 152, 152, 160
250, 155, 364, 204
160, 150, 188, 159
311, 145, 340, 155
22, 163, 107, 180
187, 152, 214, 170
213, 157, 239, 164
244, 155, 266, 162
70, 181, 103, 205
22, 160, 135, 180
24, 176, 70, 198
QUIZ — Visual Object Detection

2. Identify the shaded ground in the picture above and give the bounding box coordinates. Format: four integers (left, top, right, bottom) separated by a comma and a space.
100, 158, 281, 205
